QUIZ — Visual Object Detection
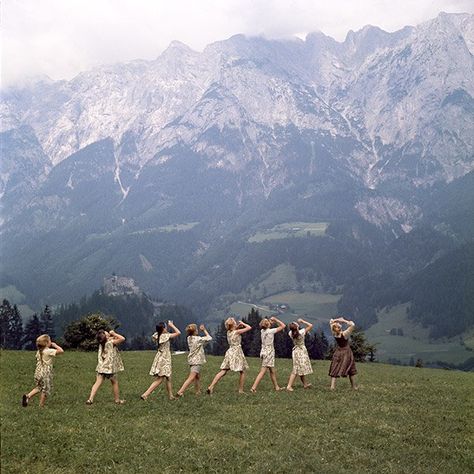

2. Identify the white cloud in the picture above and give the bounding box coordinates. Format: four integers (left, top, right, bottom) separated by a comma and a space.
1, 0, 473, 86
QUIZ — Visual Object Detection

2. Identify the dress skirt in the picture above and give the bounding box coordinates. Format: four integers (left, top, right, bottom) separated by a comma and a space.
329, 345, 357, 377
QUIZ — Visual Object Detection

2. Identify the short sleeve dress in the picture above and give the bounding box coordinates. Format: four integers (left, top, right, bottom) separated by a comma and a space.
187, 335, 213, 366
290, 329, 313, 376
149, 332, 172, 378
34, 348, 57, 395
328, 335, 357, 378
220, 330, 249, 372
260, 328, 278, 367
96, 339, 124, 376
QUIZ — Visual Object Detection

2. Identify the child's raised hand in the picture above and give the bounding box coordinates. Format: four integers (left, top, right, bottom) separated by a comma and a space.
199, 324, 205, 331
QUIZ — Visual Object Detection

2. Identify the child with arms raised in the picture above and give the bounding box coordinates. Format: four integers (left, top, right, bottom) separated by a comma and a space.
86, 329, 126, 405
207, 318, 251, 395
176, 324, 212, 397
141, 321, 181, 401
22, 334, 64, 407
250, 316, 286, 393
286, 318, 313, 391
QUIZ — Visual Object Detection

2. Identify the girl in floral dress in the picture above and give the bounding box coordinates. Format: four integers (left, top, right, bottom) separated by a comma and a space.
86, 329, 126, 405
250, 316, 286, 393
141, 320, 181, 401
22, 334, 64, 407
176, 324, 212, 397
329, 317, 358, 390
206, 318, 251, 394
286, 318, 313, 391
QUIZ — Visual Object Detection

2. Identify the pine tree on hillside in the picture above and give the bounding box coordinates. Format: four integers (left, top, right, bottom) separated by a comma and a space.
23, 314, 43, 350
242, 308, 262, 356
0, 299, 13, 348
40, 305, 55, 339
274, 326, 293, 358
212, 320, 228, 356
308, 329, 329, 360
9, 305, 24, 349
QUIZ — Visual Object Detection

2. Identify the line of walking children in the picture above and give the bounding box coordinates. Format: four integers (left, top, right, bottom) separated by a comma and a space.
21, 316, 358, 406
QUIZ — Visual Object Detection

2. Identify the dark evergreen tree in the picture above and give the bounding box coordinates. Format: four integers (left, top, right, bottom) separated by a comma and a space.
308, 329, 329, 360
8, 305, 24, 349
212, 320, 228, 356
127, 332, 155, 350
241, 308, 262, 356
40, 305, 55, 339
0, 299, 13, 348
23, 314, 43, 350
274, 326, 293, 358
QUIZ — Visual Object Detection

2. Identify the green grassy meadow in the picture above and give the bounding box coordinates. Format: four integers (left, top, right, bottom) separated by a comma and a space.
366, 304, 472, 364
228, 291, 340, 326
1, 350, 473, 473
248, 222, 328, 243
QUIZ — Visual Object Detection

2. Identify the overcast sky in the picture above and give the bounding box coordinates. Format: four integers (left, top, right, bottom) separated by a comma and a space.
1, 0, 473, 87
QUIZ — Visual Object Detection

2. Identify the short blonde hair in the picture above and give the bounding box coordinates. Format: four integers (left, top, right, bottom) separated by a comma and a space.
186, 324, 198, 336
225, 318, 236, 331
259, 318, 271, 329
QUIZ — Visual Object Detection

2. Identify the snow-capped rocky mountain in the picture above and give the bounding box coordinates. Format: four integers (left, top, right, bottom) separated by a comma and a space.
1, 12, 473, 307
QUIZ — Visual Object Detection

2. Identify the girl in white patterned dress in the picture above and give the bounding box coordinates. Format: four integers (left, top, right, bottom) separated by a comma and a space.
250, 316, 286, 393
286, 318, 313, 391
86, 329, 126, 404
176, 324, 212, 397
22, 334, 64, 407
207, 318, 251, 394
141, 321, 181, 401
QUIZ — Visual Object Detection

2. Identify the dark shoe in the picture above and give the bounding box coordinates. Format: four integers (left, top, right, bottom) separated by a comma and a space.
22, 394, 29, 407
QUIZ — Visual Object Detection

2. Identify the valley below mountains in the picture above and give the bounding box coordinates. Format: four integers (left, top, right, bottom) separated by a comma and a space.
1, 12, 473, 364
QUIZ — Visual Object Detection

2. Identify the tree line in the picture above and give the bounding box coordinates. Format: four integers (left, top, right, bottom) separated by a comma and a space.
0, 299, 55, 350
0, 298, 376, 362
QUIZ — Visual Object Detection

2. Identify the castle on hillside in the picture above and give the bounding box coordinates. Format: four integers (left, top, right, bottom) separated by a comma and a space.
103, 275, 141, 296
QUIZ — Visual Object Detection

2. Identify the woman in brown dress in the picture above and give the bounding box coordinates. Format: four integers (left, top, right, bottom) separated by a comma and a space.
329, 317, 358, 390
206, 317, 251, 394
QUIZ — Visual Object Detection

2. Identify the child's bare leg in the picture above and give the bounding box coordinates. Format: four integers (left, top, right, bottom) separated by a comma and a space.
238, 371, 246, 393
110, 378, 122, 402
330, 377, 337, 390
251, 367, 267, 392
165, 378, 175, 400
26, 387, 41, 399
300, 375, 312, 388
207, 370, 227, 392
286, 373, 297, 391
88, 374, 105, 402
39, 393, 47, 407
349, 375, 358, 390
194, 374, 201, 394
269, 368, 281, 390
177, 372, 197, 396
141, 377, 163, 399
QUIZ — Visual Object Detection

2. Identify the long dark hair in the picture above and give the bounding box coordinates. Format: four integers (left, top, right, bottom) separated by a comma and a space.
289, 322, 299, 340
156, 322, 166, 346
97, 329, 107, 353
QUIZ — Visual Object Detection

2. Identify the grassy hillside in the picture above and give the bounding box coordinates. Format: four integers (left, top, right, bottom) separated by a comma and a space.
366, 304, 472, 364
1, 351, 473, 473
